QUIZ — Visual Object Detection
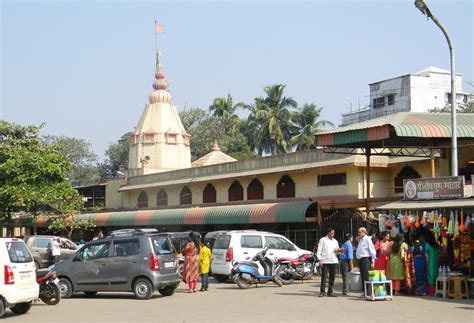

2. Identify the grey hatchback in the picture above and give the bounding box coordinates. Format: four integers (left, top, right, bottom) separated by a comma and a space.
50, 229, 180, 299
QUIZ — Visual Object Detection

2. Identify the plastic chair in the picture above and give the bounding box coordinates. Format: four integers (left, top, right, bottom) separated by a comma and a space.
447, 276, 469, 299
435, 276, 448, 298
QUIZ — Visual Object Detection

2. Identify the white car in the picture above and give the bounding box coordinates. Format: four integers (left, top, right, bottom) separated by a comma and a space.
0, 238, 39, 318
211, 230, 311, 282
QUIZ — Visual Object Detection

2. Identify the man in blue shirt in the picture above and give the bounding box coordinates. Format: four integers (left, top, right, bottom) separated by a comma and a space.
339, 233, 354, 296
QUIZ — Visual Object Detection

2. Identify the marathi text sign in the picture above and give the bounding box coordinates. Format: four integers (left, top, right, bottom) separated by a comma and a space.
403, 176, 465, 200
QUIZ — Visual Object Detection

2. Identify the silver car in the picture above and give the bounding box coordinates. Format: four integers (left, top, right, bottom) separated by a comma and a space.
50, 229, 180, 299
23, 235, 78, 270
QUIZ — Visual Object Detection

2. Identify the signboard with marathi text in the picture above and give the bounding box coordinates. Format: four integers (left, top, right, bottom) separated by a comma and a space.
403, 176, 465, 200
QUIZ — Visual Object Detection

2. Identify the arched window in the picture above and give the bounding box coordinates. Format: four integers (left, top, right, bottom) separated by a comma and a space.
276, 175, 295, 198
137, 191, 148, 208
156, 189, 168, 207
180, 186, 192, 205
247, 179, 264, 200
228, 181, 244, 201
203, 184, 216, 203
394, 166, 421, 193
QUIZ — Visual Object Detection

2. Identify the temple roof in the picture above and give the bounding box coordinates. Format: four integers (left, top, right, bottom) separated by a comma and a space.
192, 141, 237, 167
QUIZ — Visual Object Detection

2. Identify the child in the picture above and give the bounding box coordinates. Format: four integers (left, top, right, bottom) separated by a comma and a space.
199, 240, 212, 291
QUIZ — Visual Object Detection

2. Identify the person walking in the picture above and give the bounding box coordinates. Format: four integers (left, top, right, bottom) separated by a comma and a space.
316, 228, 342, 297
199, 240, 212, 291
182, 232, 200, 293
52, 237, 61, 263
356, 227, 377, 296
339, 233, 353, 296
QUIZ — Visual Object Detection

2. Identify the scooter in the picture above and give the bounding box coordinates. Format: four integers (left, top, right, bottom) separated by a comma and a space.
231, 247, 283, 289
37, 270, 61, 305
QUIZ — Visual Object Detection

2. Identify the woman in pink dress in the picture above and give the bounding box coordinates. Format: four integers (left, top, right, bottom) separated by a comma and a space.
374, 232, 392, 276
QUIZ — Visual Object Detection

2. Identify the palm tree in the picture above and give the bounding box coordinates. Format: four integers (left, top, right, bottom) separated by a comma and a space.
290, 103, 334, 151
208, 94, 245, 133
249, 84, 297, 155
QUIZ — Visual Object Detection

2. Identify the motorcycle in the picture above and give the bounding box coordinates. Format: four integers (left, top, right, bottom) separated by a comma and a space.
37, 270, 61, 305
276, 252, 320, 285
230, 247, 283, 289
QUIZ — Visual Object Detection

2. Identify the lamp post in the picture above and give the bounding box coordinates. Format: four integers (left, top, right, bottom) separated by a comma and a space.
414, 0, 458, 176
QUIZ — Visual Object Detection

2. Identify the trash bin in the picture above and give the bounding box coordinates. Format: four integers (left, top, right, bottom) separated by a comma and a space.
349, 271, 363, 292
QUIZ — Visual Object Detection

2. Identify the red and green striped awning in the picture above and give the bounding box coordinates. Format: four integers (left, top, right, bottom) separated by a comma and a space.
5, 202, 317, 228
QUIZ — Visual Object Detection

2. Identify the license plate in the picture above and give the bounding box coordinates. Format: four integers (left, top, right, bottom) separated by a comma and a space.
53, 278, 60, 285
214, 253, 223, 260
164, 262, 174, 268
20, 273, 31, 280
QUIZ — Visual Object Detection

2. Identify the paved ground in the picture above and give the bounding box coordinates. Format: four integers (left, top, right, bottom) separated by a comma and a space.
3, 277, 473, 322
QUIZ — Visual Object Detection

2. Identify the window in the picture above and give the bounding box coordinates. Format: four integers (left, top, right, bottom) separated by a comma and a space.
156, 189, 168, 207
166, 133, 177, 144
81, 242, 110, 260
276, 175, 295, 198
265, 236, 292, 250
240, 235, 263, 248
213, 235, 231, 249
373, 97, 385, 109
137, 191, 148, 208
180, 186, 192, 205
387, 94, 395, 106
203, 184, 216, 203
228, 181, 244, 201
318, 173, 347, 186
113, 240, 140, 257
151, 236, 174, 255
6, 241, 33, 263
34, 238, 51, 248
247, 179, 264, 200
394, 166, 421, 193
144, 134, 154, 144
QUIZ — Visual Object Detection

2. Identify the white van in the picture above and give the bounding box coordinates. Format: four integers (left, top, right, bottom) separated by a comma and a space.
211, 230, 311, 281
0, 238, 39, 318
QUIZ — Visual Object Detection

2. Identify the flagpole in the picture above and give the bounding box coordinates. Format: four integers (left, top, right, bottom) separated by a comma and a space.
154, 20, 158, 53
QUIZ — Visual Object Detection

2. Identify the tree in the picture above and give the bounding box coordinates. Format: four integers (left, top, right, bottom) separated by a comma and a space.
208, 94, 245, 133
0, 121, 84, 220
43, 135, 100, 186
290, 104, 334, 151
248, 84, 297, 155
428, 100, 474, 113
99, 133, 130, 181
48, 215, 95, 240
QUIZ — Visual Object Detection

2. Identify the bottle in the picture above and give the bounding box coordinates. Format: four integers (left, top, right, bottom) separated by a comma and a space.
446, 266, 451, 276
442, 266, 447, 276
438, 266, 443, 276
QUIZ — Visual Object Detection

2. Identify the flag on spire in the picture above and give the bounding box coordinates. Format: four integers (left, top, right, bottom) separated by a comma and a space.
155, 21, 165, 33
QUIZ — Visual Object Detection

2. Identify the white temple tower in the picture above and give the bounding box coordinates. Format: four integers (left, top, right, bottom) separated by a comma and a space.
128, 51, 191, 176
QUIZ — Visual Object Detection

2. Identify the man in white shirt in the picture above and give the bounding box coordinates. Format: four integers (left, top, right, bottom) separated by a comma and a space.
356, 227, 377, 295
316, 228, 343, 297
51, 237, 61, 263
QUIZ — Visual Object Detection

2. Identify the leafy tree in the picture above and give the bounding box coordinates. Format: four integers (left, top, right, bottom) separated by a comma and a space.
48, 215, 95, 240
0, 121, 84, 221
248, 84, 297, 155
208, 94, 245, 133
428, 100, 474, 113
99, 133, 130, 181
290, 104, 334, 151
43, 135, 100, 186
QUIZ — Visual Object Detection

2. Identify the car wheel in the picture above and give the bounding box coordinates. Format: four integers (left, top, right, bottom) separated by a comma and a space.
158, 285, 177, 296
9, 302, 32, 315
83, 291, 98, 297
133, 278, 154, 300
213, 274, 229, 283
58, 277, 73, 298
0, 298, 5, 318
235, 273, 252, 289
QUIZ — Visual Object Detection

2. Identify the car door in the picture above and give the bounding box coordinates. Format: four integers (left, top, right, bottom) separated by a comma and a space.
238, 235, 264, 262
264, 236, 296, 261
60, 238, 79, 261
32, 238, 53, 267
70, 241, 111, 291
108, 239, 142, 289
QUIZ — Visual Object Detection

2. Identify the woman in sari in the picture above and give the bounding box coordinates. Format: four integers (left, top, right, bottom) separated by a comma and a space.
374, 232, 392, 276
389, 233, 407, 295
182, 232, 200, 293
411, 240, 427, 295
423, 230, 440, 296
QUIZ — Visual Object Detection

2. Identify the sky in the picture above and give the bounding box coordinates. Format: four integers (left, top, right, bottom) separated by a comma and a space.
1, 0, 473, 159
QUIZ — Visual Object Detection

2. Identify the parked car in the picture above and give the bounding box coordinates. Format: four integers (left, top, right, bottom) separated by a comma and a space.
0, 237, 39, 318
203, 231, 226, 249
50, 228, 181, 300
211, 230, 311, 282
23, 235, 78, 270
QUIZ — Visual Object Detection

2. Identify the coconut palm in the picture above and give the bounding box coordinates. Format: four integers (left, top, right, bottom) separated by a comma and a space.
208, 94, 245, 133
249, 84, 297, 155
290, 103, 334, 151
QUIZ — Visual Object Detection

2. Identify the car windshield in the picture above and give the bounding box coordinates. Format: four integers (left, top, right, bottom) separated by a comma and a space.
6, 241, 33, 263
151, 236, 175, 255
